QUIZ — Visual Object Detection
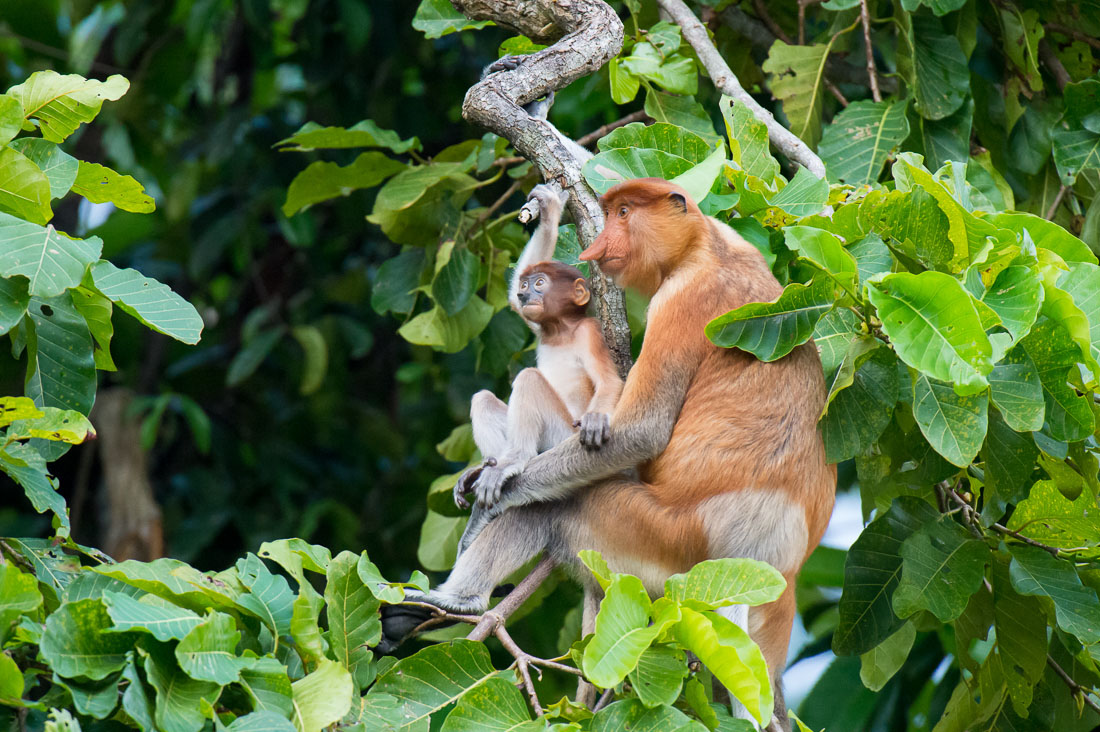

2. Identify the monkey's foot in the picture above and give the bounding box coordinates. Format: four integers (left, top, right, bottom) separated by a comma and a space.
485, 55, 522, 74
376, 591, 487, 654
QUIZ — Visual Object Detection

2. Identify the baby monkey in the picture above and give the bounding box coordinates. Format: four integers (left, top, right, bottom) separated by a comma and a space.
454, 185, 622, 526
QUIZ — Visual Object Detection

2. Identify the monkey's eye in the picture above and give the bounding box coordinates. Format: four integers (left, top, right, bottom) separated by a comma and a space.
618, 206, 628, 218
535, 278, 545, 288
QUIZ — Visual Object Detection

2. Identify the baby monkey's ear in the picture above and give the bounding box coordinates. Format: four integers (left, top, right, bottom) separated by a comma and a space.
668, 191, 687, 212
572, 278, 591, 307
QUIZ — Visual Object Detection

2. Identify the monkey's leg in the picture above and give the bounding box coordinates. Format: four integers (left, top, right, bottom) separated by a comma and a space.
504, 368, 575, 459
752, 585, 796, 732
470, 390, 509, 458
575, 583, 603, 707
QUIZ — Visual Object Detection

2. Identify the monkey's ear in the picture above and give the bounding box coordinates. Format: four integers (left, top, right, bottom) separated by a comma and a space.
668, 192, 688, 212
573, 278, 591, 307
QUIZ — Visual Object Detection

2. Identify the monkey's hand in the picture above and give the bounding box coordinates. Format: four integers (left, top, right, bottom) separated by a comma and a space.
454, 458, 496, 510
528, 183, 570, 218
576, 412, 611, 449
474, 458, 523, 508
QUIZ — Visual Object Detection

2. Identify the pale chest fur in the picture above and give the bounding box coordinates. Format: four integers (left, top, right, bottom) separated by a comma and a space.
535, 342, 594, 419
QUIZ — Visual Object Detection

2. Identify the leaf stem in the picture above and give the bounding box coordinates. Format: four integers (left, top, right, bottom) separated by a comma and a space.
1047, 655, 1100, 716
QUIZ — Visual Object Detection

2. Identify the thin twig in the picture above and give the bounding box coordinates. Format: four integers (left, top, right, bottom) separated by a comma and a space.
943, 483, 984, 539
1045, 184, 1069, 220
754, 0, 792, 43
990, 523, 1067, 559
593, 688, 614, 712
467, 556, 556, 641
824, 78, 848, 106
576, 109, 650, 147
1038, 39, 1071, 92
0, 540, 34, 573
1047, 656, 1100, 715
496, 625, 544, 715
473, 177, 525, 231
1045, 22, 1100, 52
859, 0, 881, 102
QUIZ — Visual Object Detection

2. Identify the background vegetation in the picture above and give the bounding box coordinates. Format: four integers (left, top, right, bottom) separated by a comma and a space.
2, 0, 1100, 730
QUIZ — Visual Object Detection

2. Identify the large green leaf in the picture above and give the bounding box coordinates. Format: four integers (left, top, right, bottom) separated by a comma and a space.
8, 406, 94, 443
276, 120, 421, 153
911, 373, 988, 467
819, 100, 910, 186
813, 307, 861, 376
398, 297, 493, 354
762, 41, 830, 148
785, 226, 857, 293
0, 564, 41, 639
768, 167, 828, 218
0, 442, 67, 531
627, 646, 689, 709
411, 0, 492, 39
235, 554, 294, 640
847, 234, 893, 286
673, 608, 771, 725
0, 95, 23, 146
706, 277, 834, 361
6, 71, 128, 142
25, 294, 96, 414
40, 599, 138, 680
892, 518, 990, 621
0, 146, 52, 223
0, 213, 101, 296
9, 136, 77, 200
282, 152, 405, 216
981, 408, 1038, 509
142, 640, 223, 732
290, 659, 353, 732
833, 497, 939, 655
861, 188, 953, 270
175, 611, 248, 684
866, 271, 992, 391
431, 245, 479, 317
898, 16, 969, 120
324, 551, 380, 690
71, 286, 115, 370
1052, 128, 1100, 185
664, 558, 786, 611
238, 658, 294, 718
93, 558, 240, 613
589, 699, 705, 732
991, 212, 1096, 265
1056, 262, 1100, 368
52, 672, 120, 719
1007, 480, 1100, 551
366, 640, 501, 730
980, 265, 1042, 344
1008, 544, 1100, 644
438, 676, 540, 732
581, 148, 694, 195
720, 98, 780, 183
858, 622, 915, 693
990, 561, 1047, 716
583, 574, 659, 688
89, 260, 202, 344
226, 712, 297, 732
669, 146, 727, 204
71, 161, 154, 213
597, 122, 712, 163
1020, 318, 1095, 442
0, 275, 29, 334
103, 591, 203, 641
643, 90, 720, 144
820, 347, 898, 463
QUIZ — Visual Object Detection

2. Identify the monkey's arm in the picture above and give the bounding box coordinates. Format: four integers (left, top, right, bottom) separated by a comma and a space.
509, 185, 568, 314
577, 320, 624, 448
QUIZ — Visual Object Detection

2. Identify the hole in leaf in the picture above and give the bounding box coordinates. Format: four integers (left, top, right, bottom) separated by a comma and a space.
40, 304, 53, 316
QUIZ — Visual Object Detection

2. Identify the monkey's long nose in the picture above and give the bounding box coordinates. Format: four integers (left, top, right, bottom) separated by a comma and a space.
579, 238, 606, 262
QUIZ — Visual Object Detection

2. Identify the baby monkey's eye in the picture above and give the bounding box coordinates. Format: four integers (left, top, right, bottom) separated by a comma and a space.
618, 206, 628, 218
536, 278, 545, 287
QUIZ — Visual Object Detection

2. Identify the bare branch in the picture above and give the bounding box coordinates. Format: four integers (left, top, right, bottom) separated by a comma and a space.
860, 0, 882, 102
1048, 656, 1100, 716
576, 109, 651, 147
657, 0, 827, 178
467, 556, 556, 641
452, 0, 632, 376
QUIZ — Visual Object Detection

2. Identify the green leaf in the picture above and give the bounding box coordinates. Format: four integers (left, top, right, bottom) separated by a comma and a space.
643, 90, 720, 144
142, 640, 222, 732
71, 286, 115, 370
866, 272, 993, 392
0, 442, 67, 531
94, 558, 240, 613
813, 307, 861, 376
583, 574, 658, 688
226, 327, 283, 387
0, 94, 23, 146
991, 212, 1096, 265
1007, 480, 1100, 551
898, 16, 969, 121
324, 551, 380, 690
720, 97, 781, 184
911, 373, 988, 467
1021, 318, 1095, 442
417, 509, 465, 572
861, 188, 953, 270
52, 672, 120, 719
980, 265, 1042, 344
103, 591, 203, 641
706, 277, 834, 361
0, 146, 52, 223
627, 646, 688, 709
819, 100, 910, 186
785, 225, 857, 293
70, 161, 153, 213
438, 676, 540, 732
276, 120, 420, 154
238, 657, 294, 718
621, 43, 697, 96
0, 395, 42, 427
367, 163, 476, 246
0, 213, 101, 296
89, 260, 203, 344
411, 0, 492, 39
356, 553, 405, 604
833, 497, 939, 655
664, 558, 786, 610
608, 58, 640, 105
367, 640, 500, 730
290, 658, 353, 732
175, 611, 247, 684
398, 297, 493, 354
290, 325, 327, 396
0, 275, 29, 334
288, 583, 325, 667
981, 407, 1038, 508
235, 554, 294, 640
589, 699, 702, 732
670, 146, 727, 205
892, 518, 990, 621
282, 152, 405, 216
0, 651, 22, 704
582, 148, 695, 195
990, 560, 1048, 716
858, 622, 915, 692
258, 539, 331, 581
40, 599, 138, 680
6, 71, 129, 142
1008, 544, 1100, 644
0, 563, 41, 639
820, 347, 898, 463
432, 246, 479, 316
371, 250, 424, 316
762, 41, 831, 148
769, 167, 828, 218
1052, 128, 1100, 185
8, 407, 95, 443
227, 712, 297, 732
597, 122, 712, 164
1056, 262, 1100, 369
25, 294, 96, 414
673, 608, 772, 725
120, 654, 154, 732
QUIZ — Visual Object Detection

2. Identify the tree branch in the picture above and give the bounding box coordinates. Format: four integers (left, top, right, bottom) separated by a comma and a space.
860, 0, 882, 102
467, 556, 556, 641
656, 0, 827, 178
451, 0, 633, 376
1047, 655, 1100, 716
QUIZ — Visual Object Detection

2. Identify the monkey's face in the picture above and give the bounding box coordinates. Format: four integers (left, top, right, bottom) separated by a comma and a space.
516, 273, 550, 320
517, 271, 590, 323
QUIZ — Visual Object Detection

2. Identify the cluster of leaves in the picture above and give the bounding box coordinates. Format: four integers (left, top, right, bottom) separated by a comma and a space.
0, 71, 201, 538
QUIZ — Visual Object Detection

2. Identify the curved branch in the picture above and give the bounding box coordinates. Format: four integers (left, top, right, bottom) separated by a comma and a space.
658, 0, 826, 178
451, 0, 633, 376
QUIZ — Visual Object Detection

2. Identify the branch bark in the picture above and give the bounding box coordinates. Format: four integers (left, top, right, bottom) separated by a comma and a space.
657, 0, 828, 179
450, 0, 633, 376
